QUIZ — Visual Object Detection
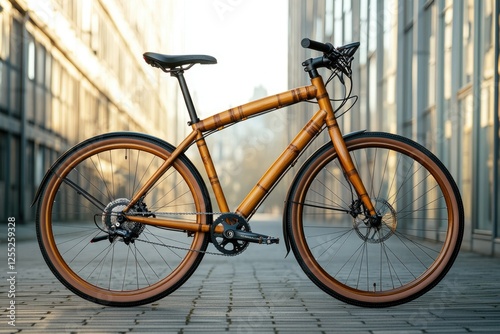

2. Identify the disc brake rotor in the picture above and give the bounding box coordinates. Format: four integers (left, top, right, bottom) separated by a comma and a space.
353, 198, 397, 243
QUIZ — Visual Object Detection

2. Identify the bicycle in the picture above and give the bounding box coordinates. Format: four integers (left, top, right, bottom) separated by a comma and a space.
33, 38, 464, 308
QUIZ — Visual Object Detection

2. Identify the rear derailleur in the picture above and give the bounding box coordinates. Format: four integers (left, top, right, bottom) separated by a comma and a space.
91, 198, 152, 245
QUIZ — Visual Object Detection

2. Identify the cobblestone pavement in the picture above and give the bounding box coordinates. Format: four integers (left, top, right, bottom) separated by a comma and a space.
1, 217, 500, 333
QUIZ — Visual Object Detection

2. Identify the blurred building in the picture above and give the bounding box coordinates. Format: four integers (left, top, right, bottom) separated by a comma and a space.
288, 0, 499, 256
0, 0, 182, 222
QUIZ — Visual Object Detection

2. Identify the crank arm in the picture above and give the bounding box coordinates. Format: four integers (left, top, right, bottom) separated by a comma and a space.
231, 230, 279, 245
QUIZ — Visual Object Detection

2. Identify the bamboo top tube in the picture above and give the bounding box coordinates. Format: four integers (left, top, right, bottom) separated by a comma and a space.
195, 85, 317, 132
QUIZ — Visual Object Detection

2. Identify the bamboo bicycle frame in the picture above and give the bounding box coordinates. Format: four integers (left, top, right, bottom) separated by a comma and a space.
125, 76, 376, 232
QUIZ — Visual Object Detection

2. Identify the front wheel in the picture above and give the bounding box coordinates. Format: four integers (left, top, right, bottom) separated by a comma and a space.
36, 133, 212, 306
286, 132, 464, 307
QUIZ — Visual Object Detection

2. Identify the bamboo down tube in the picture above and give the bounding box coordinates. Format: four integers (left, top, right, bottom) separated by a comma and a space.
236, 109, 327, 217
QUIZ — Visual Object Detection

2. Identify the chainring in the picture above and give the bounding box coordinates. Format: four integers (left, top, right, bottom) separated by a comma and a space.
210, 213, 250, 256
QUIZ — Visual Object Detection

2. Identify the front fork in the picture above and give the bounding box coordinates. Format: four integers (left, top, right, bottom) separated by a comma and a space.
312, 77, 378, 219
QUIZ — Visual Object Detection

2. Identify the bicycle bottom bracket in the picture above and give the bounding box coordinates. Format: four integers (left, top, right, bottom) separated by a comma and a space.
210, 213, 250, 256
353, 198, 397, 243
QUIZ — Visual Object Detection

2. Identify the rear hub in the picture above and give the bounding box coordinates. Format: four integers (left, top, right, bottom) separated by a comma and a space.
102, 198, 146, 243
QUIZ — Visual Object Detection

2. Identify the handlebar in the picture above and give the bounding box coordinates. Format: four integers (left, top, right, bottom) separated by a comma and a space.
301, 38, 334, 53
300, 38, 360, 78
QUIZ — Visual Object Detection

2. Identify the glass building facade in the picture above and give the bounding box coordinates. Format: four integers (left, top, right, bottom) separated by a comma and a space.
0, 0, 179, 222
288, 0, 499, 256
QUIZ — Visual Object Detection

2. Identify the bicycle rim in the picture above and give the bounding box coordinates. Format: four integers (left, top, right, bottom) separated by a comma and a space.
287, 132, 463, 307
36, 133, 211, 306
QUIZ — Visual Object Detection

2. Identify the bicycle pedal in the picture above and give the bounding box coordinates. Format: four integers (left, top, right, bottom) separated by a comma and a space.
232, 230, 280, 245
252, 235, 280, 245
263, 236, 280, 245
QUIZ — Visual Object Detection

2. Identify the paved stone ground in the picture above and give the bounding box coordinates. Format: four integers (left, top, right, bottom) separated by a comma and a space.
1, 217, 500, 333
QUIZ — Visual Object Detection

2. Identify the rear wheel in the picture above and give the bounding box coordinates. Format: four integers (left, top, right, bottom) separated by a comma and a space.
286, 132, 463, 307
36, 133, 211, 306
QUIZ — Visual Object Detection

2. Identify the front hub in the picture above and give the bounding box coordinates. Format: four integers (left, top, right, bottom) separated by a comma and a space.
353, 198, 397, 244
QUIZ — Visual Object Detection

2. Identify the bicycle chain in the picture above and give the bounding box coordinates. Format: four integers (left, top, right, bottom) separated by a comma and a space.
143, 211, 225, 216
134, 237, 228, 256
132, 211, 234, 257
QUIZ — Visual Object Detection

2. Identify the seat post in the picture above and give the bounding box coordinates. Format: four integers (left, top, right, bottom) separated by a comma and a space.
171, 70, 199, 125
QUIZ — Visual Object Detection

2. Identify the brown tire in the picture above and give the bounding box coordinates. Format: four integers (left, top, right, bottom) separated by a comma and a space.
286, 132, 463, 307
36, 133, 212, 306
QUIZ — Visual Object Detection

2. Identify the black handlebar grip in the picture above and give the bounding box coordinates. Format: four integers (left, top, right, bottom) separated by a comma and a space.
301, 38, 334, 53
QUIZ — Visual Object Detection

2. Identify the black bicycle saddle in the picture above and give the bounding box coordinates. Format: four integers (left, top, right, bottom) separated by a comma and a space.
143, 52, 217, 69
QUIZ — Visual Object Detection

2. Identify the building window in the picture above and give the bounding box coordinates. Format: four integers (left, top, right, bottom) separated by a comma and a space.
26, 141, 35, 219
383, 1, 397, 73
481, 0, 494, 79
10, 18, 22, 68
441, 5, 453, 169
368, 0, 377, 53
462, 0, 474, 85
26, 35, 35, 123
427, 2, 436, 108
404, 0, 413, 27
334, 0, 343, 44
0, 7, 10, 60
0, 131, 6, 219
368, 56, 377, 125
382, 1, 397, 133
0, 130, 5, 181
325, 0, 334, 37
359, 0, 368, 63
9, 135, 20, 218
401, 2, 413, 138
474, 0, 495, 233
35, 144, 44, 187
0, 61, 7, 112
9, 19, 22, 118
343, 0, 352, 42
460, 93, 473, 225
45, 52, 52, 129
28, 39, 35, 80
476, 84, 494, 231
